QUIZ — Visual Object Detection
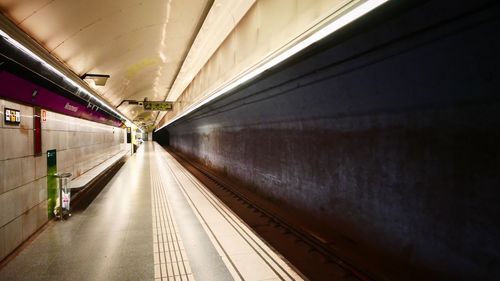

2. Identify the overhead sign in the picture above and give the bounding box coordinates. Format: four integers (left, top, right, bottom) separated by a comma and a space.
143, 101, 173, 111
4, 108, 21, 124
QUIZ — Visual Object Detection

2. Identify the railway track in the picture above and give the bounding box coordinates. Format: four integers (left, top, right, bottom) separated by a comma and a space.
166, 148, 376, 281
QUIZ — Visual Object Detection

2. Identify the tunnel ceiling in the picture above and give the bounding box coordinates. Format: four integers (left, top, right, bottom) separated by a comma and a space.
0, 0, 255, 130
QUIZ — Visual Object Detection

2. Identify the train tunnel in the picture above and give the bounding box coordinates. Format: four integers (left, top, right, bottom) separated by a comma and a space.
1, 1, 499, 280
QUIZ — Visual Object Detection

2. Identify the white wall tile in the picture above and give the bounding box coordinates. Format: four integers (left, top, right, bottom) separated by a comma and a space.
73, 147, 82, 164
0, 129, 4, 160
74, 163, 83, 178
67, 147, 75, 166
21, 157, 36, 186
57, 130, 68, 150
25, 182, 38, 214
20, 104, 33, 130
56, 150, 64, 171
0, 178, 39, 229
41, 129, 49, 152
35, 178, 47, 204
28, 129, 34, 156
0, 160, 4, 195
35, 154, 47, 180
2, 128, 30, 159
3, 100, 20, 111
68, 131, 77, 149
2, 158, 22, 192
59, 150, 72, 173
42, 129, 57, 152
0, 225, 5, 261
0, 191, 9, 227
4, 216, 22, 255
36, 201, 48, 228
15, 184, 30, 217
21, 206, 38, 241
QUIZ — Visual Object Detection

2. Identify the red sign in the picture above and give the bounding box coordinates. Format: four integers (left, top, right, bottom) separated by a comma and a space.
41, 109, 47, 122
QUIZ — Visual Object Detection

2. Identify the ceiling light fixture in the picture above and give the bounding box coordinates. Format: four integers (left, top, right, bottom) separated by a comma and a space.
81, 73, 110, 86
157, 0, 388, 131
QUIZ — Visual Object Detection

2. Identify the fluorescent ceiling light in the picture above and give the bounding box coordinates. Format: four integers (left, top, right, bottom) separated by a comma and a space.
0, 29, 134, 126
81, 73, 111, 86
158, 0, 388, 131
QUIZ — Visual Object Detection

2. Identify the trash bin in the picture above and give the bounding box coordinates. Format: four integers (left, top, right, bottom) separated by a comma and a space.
54, 172, 72, 220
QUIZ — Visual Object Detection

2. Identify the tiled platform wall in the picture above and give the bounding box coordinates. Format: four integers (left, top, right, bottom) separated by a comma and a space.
42, 110, 123, 180
0, 98, 125, 261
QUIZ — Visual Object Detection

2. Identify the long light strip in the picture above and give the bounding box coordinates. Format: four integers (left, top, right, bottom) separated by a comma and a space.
0, 29, 135, 127
157, 0, 388, 131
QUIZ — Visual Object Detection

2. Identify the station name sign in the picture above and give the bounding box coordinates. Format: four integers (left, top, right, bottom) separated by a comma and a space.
143, 101, 173, 111
4, 108, 21, 124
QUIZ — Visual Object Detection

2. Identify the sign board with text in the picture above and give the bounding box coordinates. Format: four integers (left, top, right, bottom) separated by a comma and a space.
4, 108, 21, 124
143, 101, 173, 111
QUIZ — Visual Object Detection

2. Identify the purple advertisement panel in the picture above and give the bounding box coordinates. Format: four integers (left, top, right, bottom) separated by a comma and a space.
0, 71, 123, 127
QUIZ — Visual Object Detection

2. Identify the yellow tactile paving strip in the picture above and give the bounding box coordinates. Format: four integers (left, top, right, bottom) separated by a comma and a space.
151, 159, 195, 281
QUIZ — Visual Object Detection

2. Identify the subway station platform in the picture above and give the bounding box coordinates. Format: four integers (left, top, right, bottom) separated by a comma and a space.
0, 142, 303, 281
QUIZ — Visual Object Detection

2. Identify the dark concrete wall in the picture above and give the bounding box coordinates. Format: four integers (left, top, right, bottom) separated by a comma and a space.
159, 1, 500, 280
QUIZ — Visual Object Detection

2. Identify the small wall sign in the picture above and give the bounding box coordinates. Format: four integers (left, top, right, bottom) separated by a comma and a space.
4, 108, 21, 124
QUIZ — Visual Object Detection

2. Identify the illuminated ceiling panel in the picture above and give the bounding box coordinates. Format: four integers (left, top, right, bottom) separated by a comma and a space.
0, 0, 254, 130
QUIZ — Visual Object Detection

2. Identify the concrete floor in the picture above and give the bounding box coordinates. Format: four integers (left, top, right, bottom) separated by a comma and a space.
0, 142, 303, 281
0, 143, 154, 280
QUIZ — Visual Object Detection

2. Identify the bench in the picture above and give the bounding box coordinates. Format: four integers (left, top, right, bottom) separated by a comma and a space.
64, 149, 129, 211
70, 149, 129, 190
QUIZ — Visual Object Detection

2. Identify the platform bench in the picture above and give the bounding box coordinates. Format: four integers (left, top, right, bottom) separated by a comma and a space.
68, 149, 129, 210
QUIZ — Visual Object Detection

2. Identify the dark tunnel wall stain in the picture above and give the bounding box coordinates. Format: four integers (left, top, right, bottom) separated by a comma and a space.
158, 1, 500, 280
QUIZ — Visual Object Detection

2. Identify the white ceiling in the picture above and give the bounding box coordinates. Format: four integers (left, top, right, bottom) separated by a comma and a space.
0, 0, 254, 130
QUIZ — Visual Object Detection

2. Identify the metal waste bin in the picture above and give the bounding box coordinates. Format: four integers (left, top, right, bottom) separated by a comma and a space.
54, 172, 72, 220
